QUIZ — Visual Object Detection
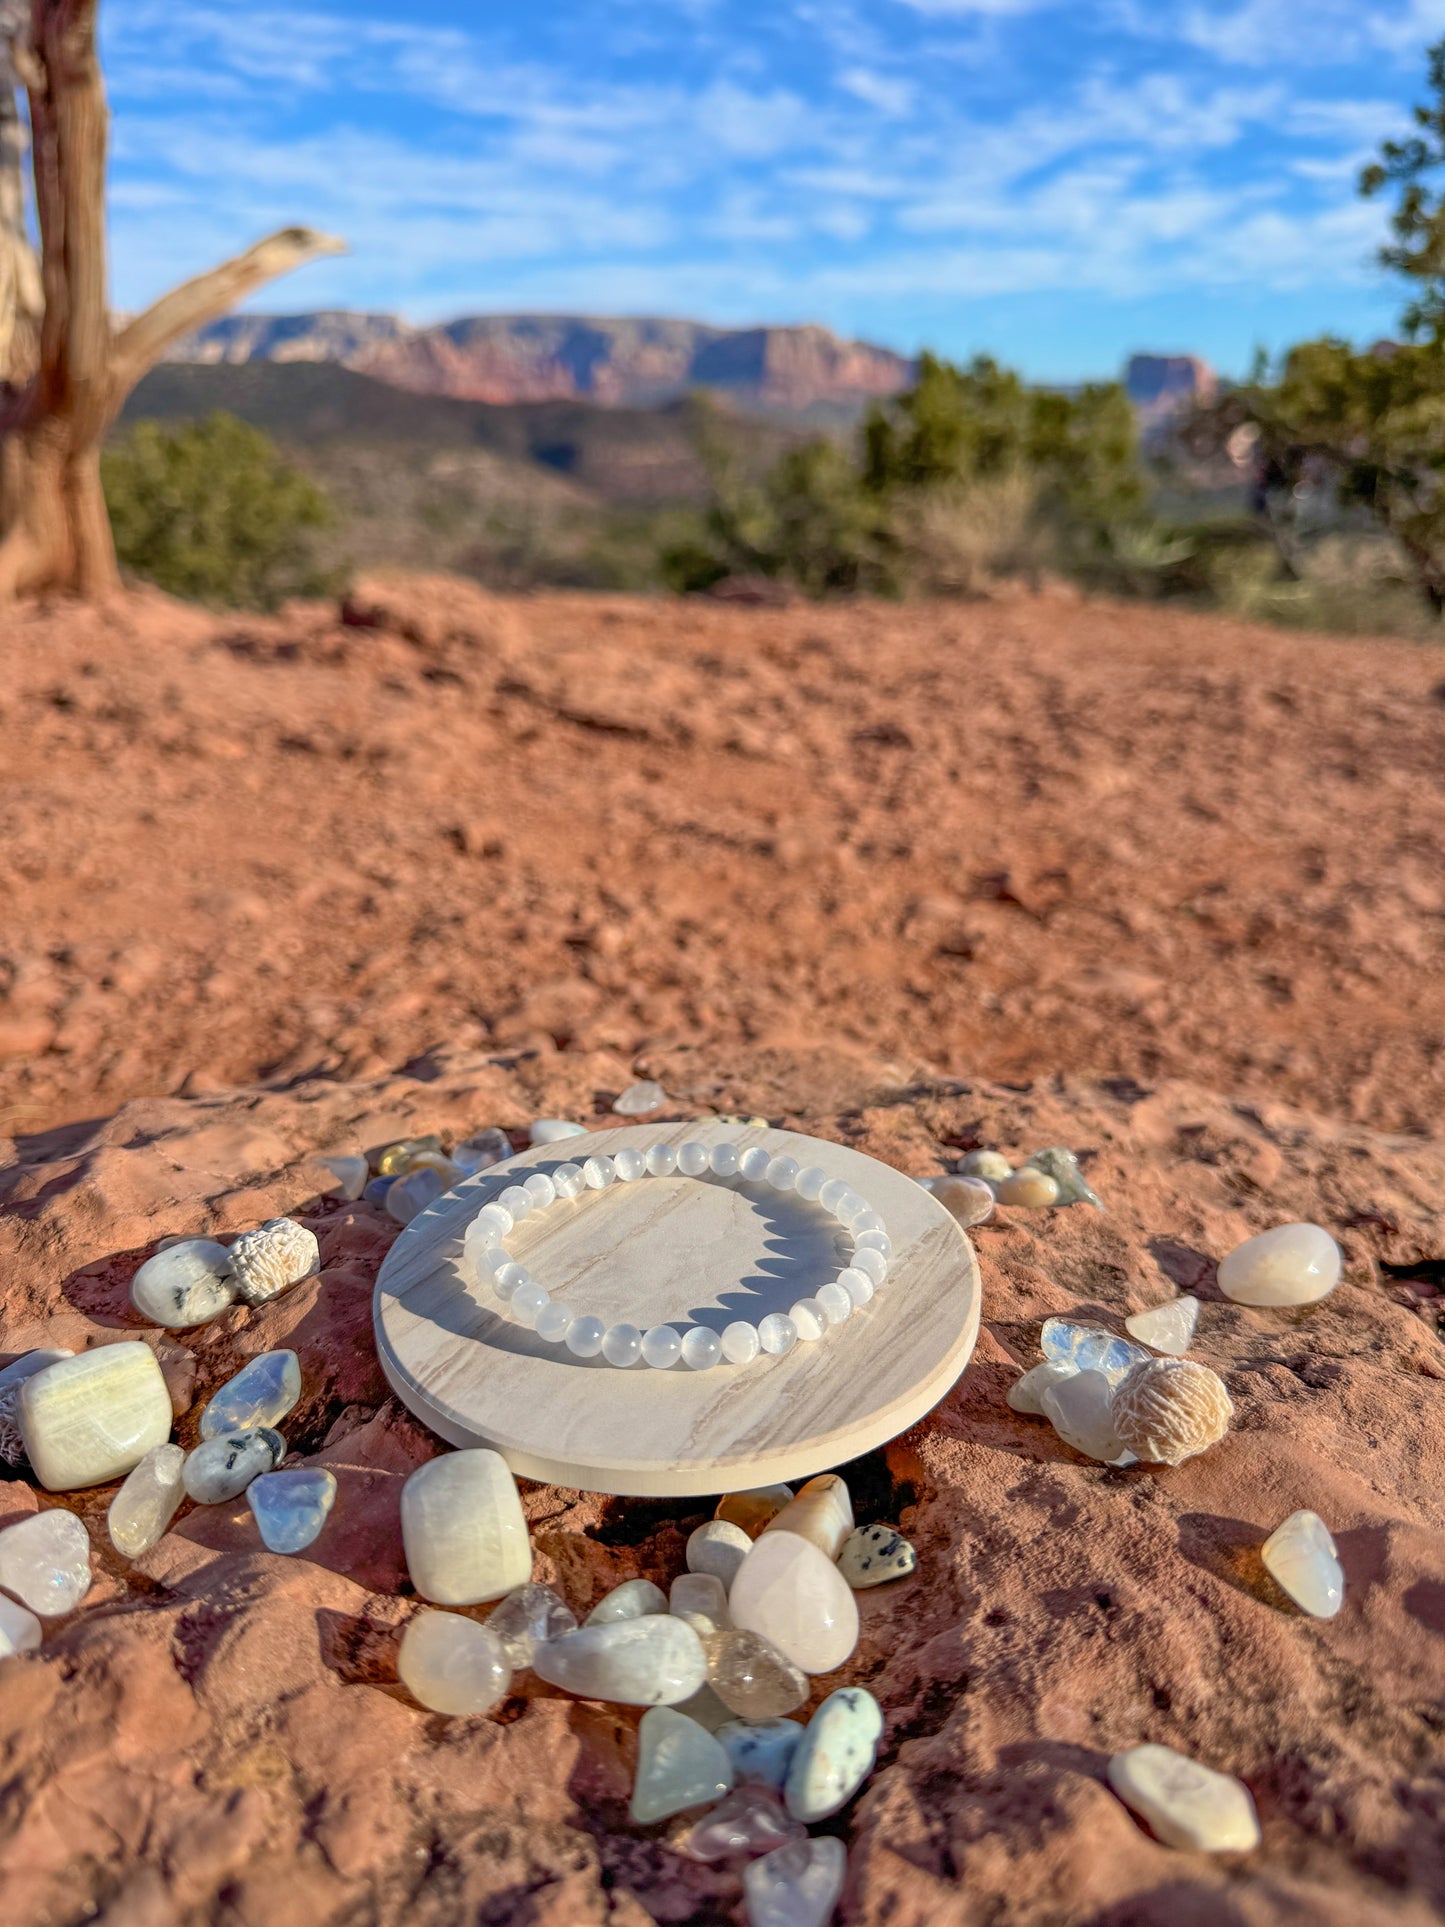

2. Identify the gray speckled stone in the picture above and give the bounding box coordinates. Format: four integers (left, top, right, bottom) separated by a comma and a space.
784, 1685, 884, 1822
837, 1523, 916, 1589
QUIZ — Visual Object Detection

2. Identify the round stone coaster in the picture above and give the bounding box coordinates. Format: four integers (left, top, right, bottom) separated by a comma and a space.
373, 1122, 980, 1497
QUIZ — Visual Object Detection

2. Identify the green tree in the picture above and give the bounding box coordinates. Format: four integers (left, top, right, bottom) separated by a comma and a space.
1361, 38, 1445, 342
102, 412, 337, 609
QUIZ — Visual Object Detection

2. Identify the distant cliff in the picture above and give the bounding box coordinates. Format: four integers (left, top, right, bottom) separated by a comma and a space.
1124, 353, 1216, 437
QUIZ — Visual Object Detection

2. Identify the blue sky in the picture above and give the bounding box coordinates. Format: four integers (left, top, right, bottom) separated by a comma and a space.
99, 0, 1444, 382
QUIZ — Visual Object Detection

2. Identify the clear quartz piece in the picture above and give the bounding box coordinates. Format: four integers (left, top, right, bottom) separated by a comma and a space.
683, 1786, 806, 1862
1107, 1743, 1260, 1852
785, 1686, 883, 1820
706, 1628, 809, 1717
743, 1837, 847, 1927
1125, 1297, 1201, 1355
108, 1443, 186, 1557
455, 1125, 514, 1169
630, 1705, 733, 1823
529, 1119, 587, 1145
532, 1615, 707, 1705
387, 1167, 444, 1224
398, 1608, 512, 1716
614, 1080, 666, 1116
199, 1350, 302, 1438
130, 1239, 236, 1327
0, 1592, 42, 1657
586, 1577, 667, 1625
1261, 1509, 1344, 1618
671, 1572, 732, 1635
487, 1581, 578, 1665
1020, 1145, 1103, 1208
183, 1428, 285, 1504
0, 1508, 92, 1615
247, 1467, 337, 1553
318, 1154, 368, 1200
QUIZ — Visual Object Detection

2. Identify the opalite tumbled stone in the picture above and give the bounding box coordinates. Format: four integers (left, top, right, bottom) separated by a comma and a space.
762, 1475, 854, 1560
716, 1486, 793, 1539
586, 1578, 667, 1625
785, 1685, 883, 1821
1261, 1509, 1344, 1618
453, 1127, 513, 1171
995, 1168, 1060, 1208
532, 1615, 707, 1705
684, 1786, 805, 1861
20, 1344, 173, 1491
706, 1628, 809, 1718
743, 1836, 847, 1927
1020, 1146, 1103, 1209
630, 1705, 733, 1823
1041, 1370, 1135, 1465
1007, 1360, 1076, 1415
688, 1519, 752, 1587
200, 1349, 302, 1438
614, 1080, 666, 1116
248, 1467, 337, 1552
129, 1239, 237, 1328
1040, 1318, 1151, 1385
183, 1428, 285, 1504
1218, 1223, 1341, 1307
108, 1443, 186, 1558
959, 1149, 1012, 1182
386, 1167, 445, 1225
487, 1582, 578, 1666
1107, 1743, 1260, 1852
928, 1175, 996, 1228
0, 1508, 91, 1615
226, 1219, 321, 1306
730, 1530, 859, 1675
529, 1118, 587, 1145
838, 1523, 916, 1589
398, 1608, 513, 1715
1125, 1296, 1200, 1355
401, 1450, 531, 1606
672, 1572, 731, 1635
719, 1717, 804, 1792
0, 1592, 42, 1657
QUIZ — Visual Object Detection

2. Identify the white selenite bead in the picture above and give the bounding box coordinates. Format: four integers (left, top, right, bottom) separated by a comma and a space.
837, 1267, 874, 1308
472, 1202, 513, 1240
765, 1155, 800, 1191
512, 1280, 550, 1327
492, 1262, 530, 1302
0, 1593, 42, 1658
1125, 1296, 1201, 1355
794, 1164, 828, 1202
586, 1577, 667, 1625
532, 1615, 708, 1705
832, 1190, 864, 1223
853, 1229, 891, 1257
744, 1836, 847, 1927
814, 1281, 852, 1324
642, 1325, 683, 1369
129, 1239, 236, 1328
401, 1449, 531, 1605
681, 1327, 723, 1370
851, 1210, 886, 1237
645, 1143, 678, 1176
19, 1344, 173, 1491
677, 1141, 710, 1177
688, 1520, 752, 1587
785, 1685, 884, 1821
730, 1531, 860, 1674
1217, 1223, 1342, 1307
763, 1474, 854, 1559
1107, 1743, 1260, 1852
474, 1245, 513, 1283
613, 1148, 647, 1182
530, 1117, 588, 1144
852, 1246, 888, 1285
1261, 1509, 1344, 1617
789, 1300, 826, 1342
739, 1146, 773, 1182
535, 1302, 574, 1343
0, 1508, 92, 1615
758, 1314, 798, 1356
721, 1320, 761, 1365
710, 1141, 742, 1177
497, 1184, 533, 1221
107, 1443, 187, 1559
552, 1162, 585, 1200
583, 1155, 616, 1190
398, 1609, 512, 1716
566, 1315, 606, 1357
817, 1178, 850, 1213
523, 1171, 557, 1208
603, 1322, 644, 1367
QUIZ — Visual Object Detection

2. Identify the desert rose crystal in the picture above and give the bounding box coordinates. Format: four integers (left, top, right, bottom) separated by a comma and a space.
226, 1218, 321, 1306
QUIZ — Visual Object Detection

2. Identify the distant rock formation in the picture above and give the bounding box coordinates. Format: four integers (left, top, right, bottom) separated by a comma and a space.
1125, 354, 1217, 437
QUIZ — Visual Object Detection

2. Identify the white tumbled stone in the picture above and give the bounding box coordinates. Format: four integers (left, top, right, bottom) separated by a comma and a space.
0, 1592, 42, 1657
19, 1344, 172, 1491
927, 1174, 997, 1228
532, 1614, 707, 1705
129, 1240, 237, 1327
586, 1577, 667, 1625
1041, 1369, 1135, 1465
1218, 1223, 1341, 1307
1261, 1509, 1344, 1618
719, 1717, 805, 1792
744, 1836, 847, 1927
688, 1519, 752, 1588
398, 1608, 512, 1715
108, 1443, 187, 1558
1007, 1360, 1076, 1415
530, 1118, 588, 1144
995, 1167, 1060, 1208
0, 1508, 91, 1615
614, 1079, 666, 1116
317, 1154, 368, 1200
730, 1530, 859, 1675
785, 1685, 883, 1821
401, 1449, 531, 1605
671, 1572, 732, 1635
183, 1427, 284, 1504
683, 1785, 806, 1861
1107, 1743, 1260, 1852
762, 1474, 854, 1560
226, 1218, 320, 1306
960, 1149, 1013, 1182
0, 1349, 73, 1462
631, 1705, 733, 1823
1125, 1296, 1200, 1355
199, 1349, 301, 1437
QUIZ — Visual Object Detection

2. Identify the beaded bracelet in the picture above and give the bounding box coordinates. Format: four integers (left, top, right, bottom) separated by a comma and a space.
460, 1143, 891, 1370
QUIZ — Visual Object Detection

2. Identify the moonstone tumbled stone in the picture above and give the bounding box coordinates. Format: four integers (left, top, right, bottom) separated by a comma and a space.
1217, 1223, 1341, 1307
630, 1706, 733, 1823
688, 1519, 752, 1588
1020, 1146, 1103, 1208
387, 1167, 445, 1225
762, 1474, 853, 1560
398, 1608, 513, 1716
838, 1523, 916, 1588
0, 1593, 42, 1657
730, 1531, 860, 1675
20, 1344, 172, 1491
532, 1615, 707, 1705
456, 1126, 516, 1167
1007, 1360, 1076, 1415
706, 1628, 809, 1718
1107, 1743, 1260, 1852
1125, 1296, 1200, 1355
199, 1349, 302, 1438
586, 1578, 667, 1625
995, 1168, 1060, 1208
614, 1080, 665, 1116
959, 1149, 1012, 1182
0, 1508, 91, 1615
1041, 1370, 1135, 1465
182, 1428, 285, 1504
1261, 1509, 1344, 1618
683, 1786, 806, 1861
318, 1154, 368, 1200
785, 1685, 883, 1821
743, 1836, 847, 1927
719, 1717, 804, 1792
129, 1240, 237, 1328
108, 1443, 186, 1557
672, 1573, 732, 1635
487, 1582, 578, 1666
226, 1219, 321, 1306
248, 1467, 337, 1552
401, 1450, 531, 1606
1040, 1319, 1151, 1384
716, 1486, 793, 1538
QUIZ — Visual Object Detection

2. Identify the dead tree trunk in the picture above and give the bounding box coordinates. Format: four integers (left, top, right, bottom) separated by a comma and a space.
0, 0, 342, 603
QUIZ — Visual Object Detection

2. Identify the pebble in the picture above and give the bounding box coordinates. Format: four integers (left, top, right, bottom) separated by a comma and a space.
226, 1219, 321, 1306
1124, 1296, 1200, 1355
0, 1593, 42, 1657
129, 1240, 237, 1327
1218, 1223, 1341, 1307
630, 1705, 733, 1823
487, 1581, 578, 1666
386, 1166, 445, 1225
1107, 1743, 1260, 1852
706, 1628, 809, 1717
688, 1519, 752, 1587
716, 1485, 793, 1538
454, 1127, 515, 1170
762, 1474, 854, 1560
927, 1175, 996, 1228
586, 1577, 667, 1625
673, 1682, 736, 1732
1041, 1370, 1135, 1465
1019, 1146, 1103, 1208
182, 1428, 285, 1504
683, 1786, 806, 1861
528, 1119, 588, 1145
317, 1155, 368, 1201
730, 1529, 860, 1675
373, 1135, 441, 1176
838, 1523, 916, 1588
107, 1443, 186, 1558
532, 1615, 707, 1706
1007, 1360, 1076, 1415
614, 1080, 666, 1116
401, 1449, 532, 1606
0, 1348, 73, 1461
719, 1717, 805, 1792
1112, 1358, 1232, 1465
20, 1344, 173, 1491
743, 1836, 847, 1927
785, 1685, 884, 1821
0, 1508, 92, 1614
672, 1572, 732, 1635
1040, 1318, 1151, 1384
363, 1175, 396, 1207
247, 1467, 337, 1552
199, 1350, 301, 1438
959, 1149, 1012, 1182
398, 1608, 513, 1716
1261, 1509, 1344, 1618
995, 1167, 1060, 1208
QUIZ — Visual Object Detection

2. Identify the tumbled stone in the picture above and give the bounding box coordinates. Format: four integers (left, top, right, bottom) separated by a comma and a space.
1007, 1360, 1076, 1415
743, 1836, 847, 1927
630, 1705, 733, 1823
129, 1240, 236, 1328
730, 1531, 859, 1675
401, 1450, 531, 1606
586, 1577, 668, 1625
1112, 1358, 1232, 1465
927, 1175, 995, 1228
373, 1135, 441, 1176
227, 1218, 320, 1306
716, 1485, 793, 1538
454, 1127, 514, 1170
20, 1344, 173, 1491
533, 1615, 707, 1706
1040, 1319, 1151, 1384
706, 1628, 809, 1718
1107, 1743, 1260, 1852
0, 1592, 42, 1657
1020, 1146, 1103, 1208
838, 1523, 915, 1589
0, 1508, 91, 1615
785, 1685, 883, 1821
688, 1519, 752, 1588
672, 1573, 731, 1635
248, 1467, 337, 1553
719, 1717, 805, 1792
959, 1149, 1012, 1182
1124, 1296, 1200, 1355
613, 1080, 665, 1116
672, 1682, 735, 1732
762, 1474, 854, 1560
199, 1349, 301, 1438
108, 1443, 186, 1558
487, 1582, 578, 1666
317, 1154, 368, 1201
528, 1118, 588, 1145
1262, 1509, 1344, 1618
995, 1167, 1060, 1208
386, 1167, 445, 1225
398, 1608, 513, 1716
0, 1349, 73, 1464
683, 1786, 806, 1861
1041, 1370, 1135, 1465
182, 1428, 285, 1504
1218, 1223, 1341, 1307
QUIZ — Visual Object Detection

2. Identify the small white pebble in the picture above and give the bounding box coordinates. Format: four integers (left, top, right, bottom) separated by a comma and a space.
1108, 1743, 1260, 1852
